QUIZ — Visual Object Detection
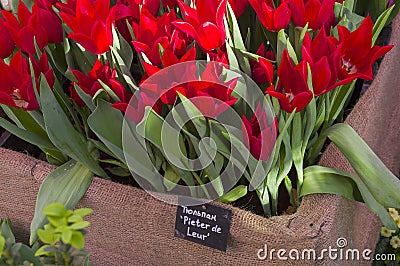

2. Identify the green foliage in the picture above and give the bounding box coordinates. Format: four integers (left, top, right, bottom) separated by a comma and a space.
1, 203, 92, 266
30, 161, 93, 244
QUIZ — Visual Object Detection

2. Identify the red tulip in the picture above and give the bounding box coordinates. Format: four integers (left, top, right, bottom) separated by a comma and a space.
250, 44, 276, 84
170, 28, 194, 58
55, 0, 77, 16
1, 3, 48, 54
0, 19, 15, 59
242, 104, 277, 161
140, 46, 197, 79
337, 16, 393, 81
248, 0, 291, 32
131, 9, 175, 67
70, 59, 131, 106
287, 0, 336, 30
228, 0, 248, 17
115, 0, 160, 42
33, 0, 63, 43
59, 0, 116, 54
209, 49, 229, 65
121, 91, 162, 123
302, 28, 341, 96
140, 63, 237, 118
1, 0, 62, 54
0, 52, 53, 110
172, 0, 227, 51
167, 64, 238, 118
266, 50, 312, 113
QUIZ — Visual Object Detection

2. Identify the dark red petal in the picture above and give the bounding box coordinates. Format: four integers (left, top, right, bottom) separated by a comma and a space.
91, 20, 111, 54
172, 21, 198, 40
304, 0, 321, 29
0, 91, 18, 108
266, 90, 293, 113
258, 57, 274, 84
291, 91, 313, 112
312, 57, 332, 96
274, 2, 291, 30
288, 0, 304, 27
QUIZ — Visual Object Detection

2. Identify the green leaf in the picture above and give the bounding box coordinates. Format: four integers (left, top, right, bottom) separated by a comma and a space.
73, 84, 96, 111
46, 43, 68, 74
163, 164, 181, 191
302, 166, 398, 230
0, 117, 57, 150
107, 166, 131, 177
2, 106, 45, 137
67, 214, 83, 223
61, 229, 73, 243
372, 5, 394, 45
344, 0, 355, 12
70, 231, 85, 249
225, 44, 240, 70
123, 115, 166, 192
270, 125, 293, 211
40, 77, 106, 177
30, 160, 93, 244
111, 26, 134, 70
88, 100, 125, 163
371, 0, 387, 21
284, 176, 294, 207
0, 106, 65, 164
324, 124, 400, 208
294, 24, 309, 58
13, 243, 42, 265
37, 229, 55, 245
0, 219, 15, 244
73, 208, 93, 217
0, 234, 5, 258
302, 167, 360, 200
47, 216, 67, 227
291, 112, 303, 185
34, 245, 52, 257
226, 2, 251, 75
277, 29, 286, 66
65, 39, 96, 74
43, 203, 67, 217
328, 81, 356, 124
84, 254, 92, 266
218, 185, 247, 203
69, 221, 90, 230
98, 79, 121, 102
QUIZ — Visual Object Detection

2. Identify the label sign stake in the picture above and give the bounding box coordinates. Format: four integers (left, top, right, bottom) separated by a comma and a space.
174, 198, 232, 251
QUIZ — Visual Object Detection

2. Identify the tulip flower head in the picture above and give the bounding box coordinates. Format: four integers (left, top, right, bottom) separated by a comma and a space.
59, 0, 116, 54
266, 50, 312, 113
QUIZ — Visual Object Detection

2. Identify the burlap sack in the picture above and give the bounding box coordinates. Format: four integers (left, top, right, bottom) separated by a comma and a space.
0, 16, 399, 266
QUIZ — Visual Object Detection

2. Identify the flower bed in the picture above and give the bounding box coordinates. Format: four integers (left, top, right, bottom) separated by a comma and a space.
0, 0, 400, 264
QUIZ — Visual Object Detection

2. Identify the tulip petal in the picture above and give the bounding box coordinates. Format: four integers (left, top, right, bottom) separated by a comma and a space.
274, 2, 291, 30
312, 57, 332, 96
197, 22, 224, 51
172, 21, 198, 41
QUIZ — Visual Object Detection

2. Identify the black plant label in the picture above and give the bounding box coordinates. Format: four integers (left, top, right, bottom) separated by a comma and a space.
174, 197, 232, 252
